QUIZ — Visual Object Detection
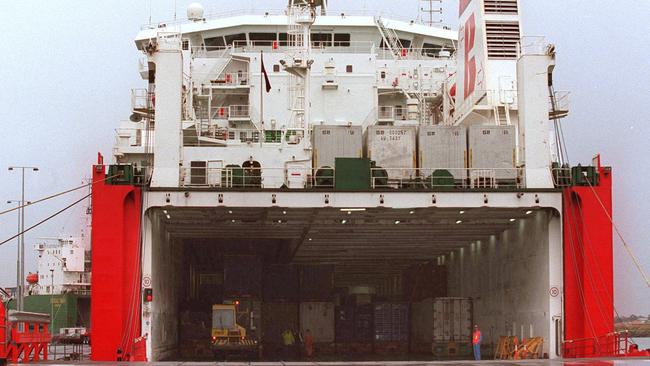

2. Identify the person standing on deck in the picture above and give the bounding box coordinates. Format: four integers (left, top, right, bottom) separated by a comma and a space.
472, 325, 483, 360
304, 329, 314, 358
282, 329, 295, 360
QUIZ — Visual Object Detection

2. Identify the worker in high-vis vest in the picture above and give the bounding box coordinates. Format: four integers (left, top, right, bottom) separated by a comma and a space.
472, 324, 483, 360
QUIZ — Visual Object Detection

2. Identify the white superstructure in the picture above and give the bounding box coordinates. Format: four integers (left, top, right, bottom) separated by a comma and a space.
106, 0, 576, 360
30, 237, 91, 296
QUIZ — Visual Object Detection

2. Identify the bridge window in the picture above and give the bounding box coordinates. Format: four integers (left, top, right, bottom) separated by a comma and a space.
204, 36, 225, 49
334, 33, 351, 47
225, 33, 247, 47
422, 43, 442, 56
249, 32, 276, 46
190, 161, 207, 185
311, 33, 332, 47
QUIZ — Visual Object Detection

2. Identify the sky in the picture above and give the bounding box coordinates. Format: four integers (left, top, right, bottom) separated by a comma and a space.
0, 0, 648, 315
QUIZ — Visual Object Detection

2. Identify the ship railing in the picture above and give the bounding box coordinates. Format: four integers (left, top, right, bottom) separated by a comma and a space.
377, 47, 455, 60
562, 331, 629, 358
454, 89, 519, 123
550, 90, 570, 117
518, 36, 549, 56
210, 72, 249, 86
48, 342, 89, 361
131, 88, 153, 112
228, 105, 251, 120
551, 166, 572, 188
371, 167, 526, 189
180, 166, 526, 190
180, 166, 335, 189
141, 8, 456, 32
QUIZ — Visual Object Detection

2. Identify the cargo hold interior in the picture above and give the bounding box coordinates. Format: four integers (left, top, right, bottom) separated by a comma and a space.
144, 206, 562, 361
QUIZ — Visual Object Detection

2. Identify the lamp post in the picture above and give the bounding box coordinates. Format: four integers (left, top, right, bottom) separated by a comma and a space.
8, 166, 39, 311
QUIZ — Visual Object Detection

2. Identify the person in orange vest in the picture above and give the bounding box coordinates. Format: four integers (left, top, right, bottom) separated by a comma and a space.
304, 329, 314, 358
472, 325, 482, 360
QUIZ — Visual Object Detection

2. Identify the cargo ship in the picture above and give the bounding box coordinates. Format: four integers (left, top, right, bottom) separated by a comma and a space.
89, 0, 620, 361
6, 236, 92, 336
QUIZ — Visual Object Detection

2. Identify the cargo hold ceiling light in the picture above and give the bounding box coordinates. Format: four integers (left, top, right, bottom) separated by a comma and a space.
394, 220, 401, 225
456, 220, 463, 224
510, 218, 516, 222
526, 210, 533, 215
340, 208, 366, 212
409, 210, 415, 215
459, 210, 465, 214
341, 219, 347, 224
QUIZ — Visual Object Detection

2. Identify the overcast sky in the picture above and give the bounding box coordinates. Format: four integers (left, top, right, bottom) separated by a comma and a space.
0, 1, 648, 315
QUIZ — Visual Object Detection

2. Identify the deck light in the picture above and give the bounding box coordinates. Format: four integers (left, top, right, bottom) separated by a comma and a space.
526, 210, 533, 215
510, 218, 516, 222
341, 219, 347, 224
459, 210, 465, 214
409, 210, 415, 215
456, 220, 462, 224
395, 220, 400, 225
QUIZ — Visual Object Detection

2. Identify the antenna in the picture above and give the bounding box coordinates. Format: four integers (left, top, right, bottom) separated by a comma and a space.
419, 0, 443, 26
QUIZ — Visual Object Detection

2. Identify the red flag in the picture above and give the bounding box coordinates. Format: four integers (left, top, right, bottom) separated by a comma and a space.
261, 55, 272, 93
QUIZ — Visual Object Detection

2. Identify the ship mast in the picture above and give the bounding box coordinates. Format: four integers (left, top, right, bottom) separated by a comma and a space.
283, 0, 321, 139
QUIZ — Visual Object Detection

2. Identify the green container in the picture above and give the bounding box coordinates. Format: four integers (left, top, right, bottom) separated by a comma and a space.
8, 294, 78, 334
107, 164, 134, 185
571, 165, 599, 186
430, 169, 455, 188
335, 158, 371, 190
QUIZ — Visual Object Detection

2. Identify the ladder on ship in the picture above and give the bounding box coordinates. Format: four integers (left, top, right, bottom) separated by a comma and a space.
494, 104, 510, 126
375, 17, 404, 60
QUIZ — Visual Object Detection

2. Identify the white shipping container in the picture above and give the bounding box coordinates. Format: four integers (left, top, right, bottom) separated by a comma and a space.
468, 125, 516, 180
367, 126, 417, 180
300, 302, 335, 343
419, 126, 467, 180
433, 297, 473, 343
313, 125, 363, 169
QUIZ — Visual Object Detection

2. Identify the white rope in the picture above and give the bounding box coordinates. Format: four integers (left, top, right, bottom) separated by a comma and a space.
585, 177, 650, 289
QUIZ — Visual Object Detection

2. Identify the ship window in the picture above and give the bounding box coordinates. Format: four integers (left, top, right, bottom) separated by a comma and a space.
249, 32, 276, 46
334, 33, 351, 46
311, 33, 332, 48
29, 323, 35, 332
273, 64, 280, 72
190, 161, 207, 185
181, 39, 190, 50
225, 33, 247, 47
399, 39, 412, 49
204, 36, 225, 49
346, 65, 353, 73
422, 42, 442, 57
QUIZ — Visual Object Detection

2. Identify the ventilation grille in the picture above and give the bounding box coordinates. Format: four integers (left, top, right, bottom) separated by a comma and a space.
486, 22, 520, 59
484, 0, 518, 14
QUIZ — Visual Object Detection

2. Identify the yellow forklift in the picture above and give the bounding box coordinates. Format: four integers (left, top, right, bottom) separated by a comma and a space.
211, 300, 260, 360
